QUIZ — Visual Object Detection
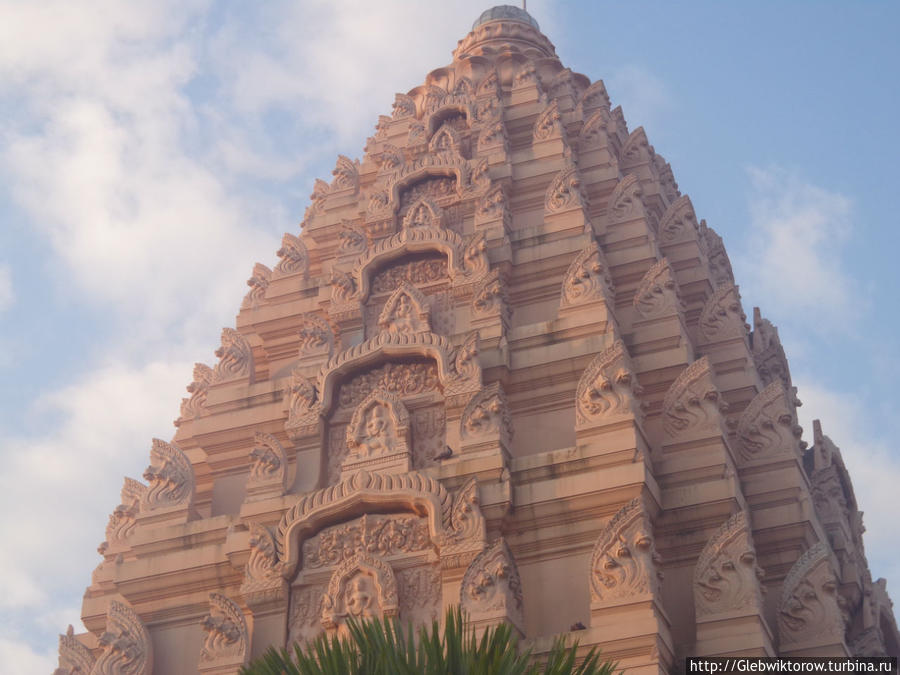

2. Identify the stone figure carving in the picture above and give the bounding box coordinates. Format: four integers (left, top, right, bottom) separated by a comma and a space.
297, 313, 335, 360
55, 624, 95, 675
429, 123, 461, 155
247, 431, 288, 494
377, 283, 431, 334
331, 155, 359, 193
92, 600, 153, 675
811, 466, 851, 527
460, 538, 523, 623
468, 157, 491, 193
302, 513, 431, 569
212, 327, 253, 383
533, 98, 562, 141
693, 511, 765, 618
560, 241, 614, 308
633, 258, 682, 319
175, 362, 212, 427
778, 542, 846, 649
461, 382, 512, 443
576, 339, 643, 427
699, 284, 749, 342
662, 357, 728, 438
736, 382, 802, 464
100, 477, 146, 553
321, 553, 398, 631
590, 498, 662, 604
606, 174, 644, 224
275, 232, 309, 276
545, 166, 585, 213
240, 522, 286, 606
402, 197, 445, 230
657, 195, 699, 245
141, 438, 194, 513
241, 262, 271, 310
450, 332, 480, 386
345, 389, 410, 460
199, 593, 249, 670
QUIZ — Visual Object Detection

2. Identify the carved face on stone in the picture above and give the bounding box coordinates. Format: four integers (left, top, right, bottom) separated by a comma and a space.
592, 525, 660, 601
365, 406, 387, 440
696, 549, 763, 613
344, 573, 378, 619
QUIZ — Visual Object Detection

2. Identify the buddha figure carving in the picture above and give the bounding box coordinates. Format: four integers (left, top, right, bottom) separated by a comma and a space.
359, 404, 393, 458
344, 573, 379, 620
390, 294, 414, 334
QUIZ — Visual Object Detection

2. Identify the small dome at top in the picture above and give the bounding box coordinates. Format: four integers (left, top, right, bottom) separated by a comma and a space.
473, 5, 540, 31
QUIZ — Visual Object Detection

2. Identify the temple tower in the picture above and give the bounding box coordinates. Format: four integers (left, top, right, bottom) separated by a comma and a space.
56, 6, 898, 674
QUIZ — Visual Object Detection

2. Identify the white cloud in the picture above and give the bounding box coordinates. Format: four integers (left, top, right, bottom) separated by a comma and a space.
0, 263, 12, 311
737, 167, 857, 324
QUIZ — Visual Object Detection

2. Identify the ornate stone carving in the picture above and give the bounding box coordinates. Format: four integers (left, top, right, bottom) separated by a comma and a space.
345, 389, 411, 462
620, 127, 653, 167
288, 586, 325, 646
577, 80, 610, 114
247, 432, 288, 495
514, 62, 539, 87
811, 466, 851, 528
576, 339, 643, 427
633, 258, 682, 319
275, 233, 309, 276
699, 284, 749, 342
241, 523, 286, 605
533, 98, 562, 142
331, 155, 359, 193
662, 357, 728, 438
578, 109, 610, 150
471, 269, 510, 328
392, 93, 416, 120
55, 624, 95, 675
321, 553, 399, 630
736, 382, 802, 464
429, 122, 461, 156
335, 360, 440, 410
302, 513, 431, 569
657, 195, 699, 246
693, 511, 765, 618
468, 157, 491, 193
477, 120, 508, 154
477, 70, 500, 98
309, 178, 330, 214
338, 221, 366, 256
199, 593, 249, 671
277, 470, 452, 575
100, 477, 145, 552
751, 307, 792, 390
141, 438, 194, 513
285, 369, 319, 440
701, 224, 735, 287
449, 331, 480, 390
241, 262, 271, 310
329, 268, 358, 304
212, 327, 253, 383
560, 241, 613, 309
297, 313, 335, 360
442, 477, 487, 554
175, 362, 212, 426
474, 185, 510, 231
402, 197, 445, 231
377, 283, 431, 334
92, 600, 153, 675
778, 542, 846, 649
460, 538, 523, 624
656, 158, 679, 203
590, 498, 662, 604
545, 166, 586, 213
397, 566, 442, 623
371, 256, 448, 294
462, 231, 490, 280
461, 382, 512, 446
607, 174, 644, 224
407, 121, 426, 145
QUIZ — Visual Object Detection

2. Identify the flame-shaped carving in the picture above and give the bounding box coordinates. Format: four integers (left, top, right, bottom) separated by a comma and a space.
561, 241, 613, 308
213, 327, 253, 383
778, 543, 845, 648
461, 538, 523, 617
200, 593, 248, 668
576, 340, 642, 426
92, 601, 153, 675
633, 258, 682, 319
461, 382, 512, 442
662, 357, 728, 438
533, 98, 562, 141
699, 284, 749, 342
176, 362, 212, 426
736, 382, 801, 463
545, 166, 585, 213
241, 262, 271, 310
141, 438, 194, 512
275, 232, 308, 276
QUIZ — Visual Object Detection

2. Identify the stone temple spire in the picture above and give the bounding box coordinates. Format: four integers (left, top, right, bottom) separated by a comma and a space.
454, 4, 556, 60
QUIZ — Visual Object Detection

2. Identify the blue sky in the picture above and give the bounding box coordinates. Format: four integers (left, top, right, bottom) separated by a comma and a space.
1, 1, 898, 670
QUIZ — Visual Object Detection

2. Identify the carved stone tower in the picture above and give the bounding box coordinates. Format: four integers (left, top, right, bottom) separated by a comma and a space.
56, 6, 898, 674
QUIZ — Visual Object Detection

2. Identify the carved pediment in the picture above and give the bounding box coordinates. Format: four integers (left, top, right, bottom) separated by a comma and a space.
533, 99, 562, 142
241, 262, 271, 310
471, 269, 510, 330
93, 600, 153, 675
285, 369, 319, 441
338, 221, 366, 256
590, 498, 662, 604
633, 258, 683, 320
297, 313, 335, 360
751, 308, 792, 390
392, 93, 416, 120
247, 432, 288, 496
141, 438, 194, 513
477, 70, 500, 98
402, 197, 445, 231
345, 389, 411, 463
607, 174, 645, 224
212, 327, 253, 383
331, 154, 359, 193
175, 362, 212, 426
658, 195, 699, 246
477, 120, 508, 154
620, 127, 653, 167
736, 382, 802, 464
545, 166, 587, 214
56, 624, 95, 675
199, 593, 249, 671
321, 553, 399, 630
693, 511, 765, 618
778, 543, 846, 649
701, 224, 735, 287
461, 538, 523, 625
441, 477, 487, 554
329, 268, 358, 305
662, 357, 728, 438
576, 339, 643, 428
377, 283, 431, 334
578, 109, 611, 151
241, 523, 286, 607
474, 185, 511, 231
275, 232, 308, 277
461, 382, 512, 446
429, 122, 462, 156
699, 284, 749, 343
577, 80, 610, 115
100, 477, 145, 553
560, 240, 614, 309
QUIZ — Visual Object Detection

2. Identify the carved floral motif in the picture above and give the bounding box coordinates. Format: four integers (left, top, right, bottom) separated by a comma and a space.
471, 270, 510, 329
397, 566, 442, 623
275, 233, 308, 276
371, 256, 448, 294
657, 195, 699, 245
92, 601, 153, 675
331, 155, 359, 193
335, 360, 440, 410
576, 340, 642, 427
141, 438, 194, 513
330, 268, 358, 304
533, 99, 562, 142
477, 120, 508, 154
693, 512, 765, 617
288, 586, 325, 646
461, 382, 512, 443
590, 498, 662, 603
241, 523, 285, 604
578, 109, 610, 150
662, 357, 728, 438
460, 538, 522, 618
302, 514, 431, 569
474, 185, 510, 230
560, 241, 613, 308
606, 174, 644, 223
285, 369, 318, 440
213, 327, 253, 383
199, 593, 248, 669
338, 221, 367, 255
545, 166, 586, 213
